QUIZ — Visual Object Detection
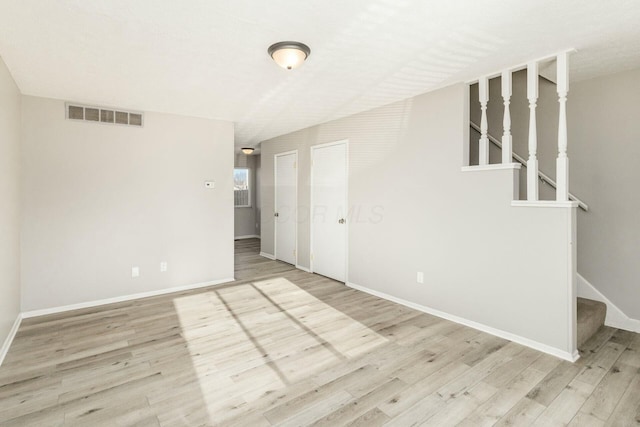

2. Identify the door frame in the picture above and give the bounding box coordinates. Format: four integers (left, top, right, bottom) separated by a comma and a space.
274, 150, 298, 265
309, 139, 349, 282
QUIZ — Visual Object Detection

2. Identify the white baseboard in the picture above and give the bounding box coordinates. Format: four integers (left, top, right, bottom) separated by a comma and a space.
346, 281, 579, 362
235, 235, 260, 240
296, 265, 311, 273
22, 277, 236, 319
260, 252, 276, 260
0, 314, 22, 367
577, 273, 640, 333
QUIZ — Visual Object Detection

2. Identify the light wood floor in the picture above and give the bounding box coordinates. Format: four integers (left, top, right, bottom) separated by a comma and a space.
1, 238, 639, 426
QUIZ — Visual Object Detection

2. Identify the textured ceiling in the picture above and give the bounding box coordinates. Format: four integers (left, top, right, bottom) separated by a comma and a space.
1, 0, 639, 150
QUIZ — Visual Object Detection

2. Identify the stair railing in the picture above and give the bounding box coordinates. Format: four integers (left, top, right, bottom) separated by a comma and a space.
470, 51, 576, 205
469, 121, 588, 211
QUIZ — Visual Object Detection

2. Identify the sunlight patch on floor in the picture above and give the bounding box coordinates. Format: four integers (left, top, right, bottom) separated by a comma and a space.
172, 277, 389, 423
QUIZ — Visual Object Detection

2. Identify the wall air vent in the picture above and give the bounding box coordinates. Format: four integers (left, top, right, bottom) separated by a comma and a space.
65, 103, 144, 127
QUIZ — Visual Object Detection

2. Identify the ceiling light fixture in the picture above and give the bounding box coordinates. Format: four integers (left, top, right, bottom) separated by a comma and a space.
241, 147, 255, 155
268, 41, 311, 70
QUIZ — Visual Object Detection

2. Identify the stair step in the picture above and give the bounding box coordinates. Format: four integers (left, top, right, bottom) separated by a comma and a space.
577, 297, 607, 349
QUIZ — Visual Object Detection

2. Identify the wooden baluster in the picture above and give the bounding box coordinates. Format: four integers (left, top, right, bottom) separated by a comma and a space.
501, 70, 512, 164
479, 76, 489, 165
556, 52, 569, 201
527, 62, 539, 201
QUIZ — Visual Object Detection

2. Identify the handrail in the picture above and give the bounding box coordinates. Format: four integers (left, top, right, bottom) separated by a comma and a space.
469, 121, 589, 211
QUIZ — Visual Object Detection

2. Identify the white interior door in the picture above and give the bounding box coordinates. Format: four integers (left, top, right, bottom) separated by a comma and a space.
274, 151, 297, 265
311, 141, 347, 282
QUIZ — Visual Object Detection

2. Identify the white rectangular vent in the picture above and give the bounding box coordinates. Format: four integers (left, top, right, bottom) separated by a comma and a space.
66, 103, 144, 127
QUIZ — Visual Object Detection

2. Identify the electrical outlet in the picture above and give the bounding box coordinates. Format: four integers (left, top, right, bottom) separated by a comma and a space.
204, 181, 215, 189
132, 267, 140, 278
416, 272, 424, 284
160, 262, 168, 272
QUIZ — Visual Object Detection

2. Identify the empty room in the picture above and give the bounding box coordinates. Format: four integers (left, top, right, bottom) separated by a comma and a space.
1, 1, 640, 426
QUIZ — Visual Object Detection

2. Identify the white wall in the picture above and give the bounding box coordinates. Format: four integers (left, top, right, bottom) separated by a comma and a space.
261, 84, 576, 357
569, 68, 640, 321
0, 56, 21, 350
21, 96, 234, 311
234, 153, 260, 238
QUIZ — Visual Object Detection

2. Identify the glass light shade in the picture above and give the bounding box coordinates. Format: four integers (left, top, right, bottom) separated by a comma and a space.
271, 48, 307, 70
241, 147, 254, 155
268, 42, 311, 70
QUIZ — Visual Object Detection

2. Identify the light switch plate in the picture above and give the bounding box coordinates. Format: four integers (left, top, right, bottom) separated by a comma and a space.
132, 267, 140, 278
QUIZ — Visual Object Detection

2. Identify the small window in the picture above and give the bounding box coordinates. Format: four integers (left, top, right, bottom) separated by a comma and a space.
234, 168, 250, 207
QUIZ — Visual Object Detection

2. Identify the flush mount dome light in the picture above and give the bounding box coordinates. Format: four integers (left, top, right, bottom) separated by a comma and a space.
268, 41, 311, 70
241, 147, 255, 155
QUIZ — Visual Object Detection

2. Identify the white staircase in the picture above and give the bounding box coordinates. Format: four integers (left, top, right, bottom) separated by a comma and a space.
465, 50, 585, 358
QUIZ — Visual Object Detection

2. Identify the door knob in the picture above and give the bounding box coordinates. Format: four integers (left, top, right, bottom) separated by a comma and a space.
338, 218, 345, 224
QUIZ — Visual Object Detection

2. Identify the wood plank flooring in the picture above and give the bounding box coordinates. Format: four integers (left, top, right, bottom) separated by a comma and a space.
1, 238, 639, 426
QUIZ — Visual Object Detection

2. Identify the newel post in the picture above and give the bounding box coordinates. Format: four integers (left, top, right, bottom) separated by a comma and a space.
478, 76, 489, 165
556, 52, 570, 201
527, 62, 539, 201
